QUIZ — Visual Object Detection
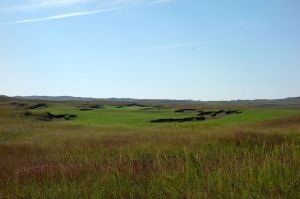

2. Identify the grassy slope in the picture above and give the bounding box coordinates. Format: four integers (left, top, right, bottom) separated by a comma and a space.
0, 102, 300, 198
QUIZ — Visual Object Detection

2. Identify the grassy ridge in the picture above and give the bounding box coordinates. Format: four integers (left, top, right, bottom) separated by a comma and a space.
0, 102, 300, 198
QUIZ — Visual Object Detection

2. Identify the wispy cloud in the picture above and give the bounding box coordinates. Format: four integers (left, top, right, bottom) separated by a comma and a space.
6, 0, 93, 11
151, 41, 223, 50
5, 7, 123, 24
1, 0, 174, 24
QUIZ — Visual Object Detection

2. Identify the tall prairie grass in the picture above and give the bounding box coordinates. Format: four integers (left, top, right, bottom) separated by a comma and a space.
0, 104, 299, 198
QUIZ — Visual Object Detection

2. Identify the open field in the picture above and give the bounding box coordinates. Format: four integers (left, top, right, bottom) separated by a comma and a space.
0, 97, 300, 198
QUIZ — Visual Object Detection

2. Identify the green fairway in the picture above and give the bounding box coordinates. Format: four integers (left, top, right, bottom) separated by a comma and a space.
31, 104, 300, 128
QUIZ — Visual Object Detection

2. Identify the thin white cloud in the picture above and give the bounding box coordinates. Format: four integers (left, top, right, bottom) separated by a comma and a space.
4, 8, 119, 24
14, 0, 92, 11
0, 0, 92, 12
1, 0, 175, 24
151, 41, 223, 50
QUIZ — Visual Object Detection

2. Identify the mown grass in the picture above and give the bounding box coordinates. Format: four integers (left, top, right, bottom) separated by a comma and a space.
31, 104, 300, 127
0, 102, 300, 198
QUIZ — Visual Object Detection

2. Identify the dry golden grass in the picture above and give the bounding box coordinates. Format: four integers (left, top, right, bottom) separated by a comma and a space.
0, 103, 300, 198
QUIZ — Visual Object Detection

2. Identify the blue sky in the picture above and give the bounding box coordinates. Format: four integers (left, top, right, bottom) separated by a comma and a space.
1, 0, 299, 100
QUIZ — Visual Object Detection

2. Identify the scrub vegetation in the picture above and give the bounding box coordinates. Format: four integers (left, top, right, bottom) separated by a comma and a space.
0, 97, 300, 198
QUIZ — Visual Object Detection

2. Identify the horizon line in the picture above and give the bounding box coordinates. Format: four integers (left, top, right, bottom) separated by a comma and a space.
2, 94, 299, 102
